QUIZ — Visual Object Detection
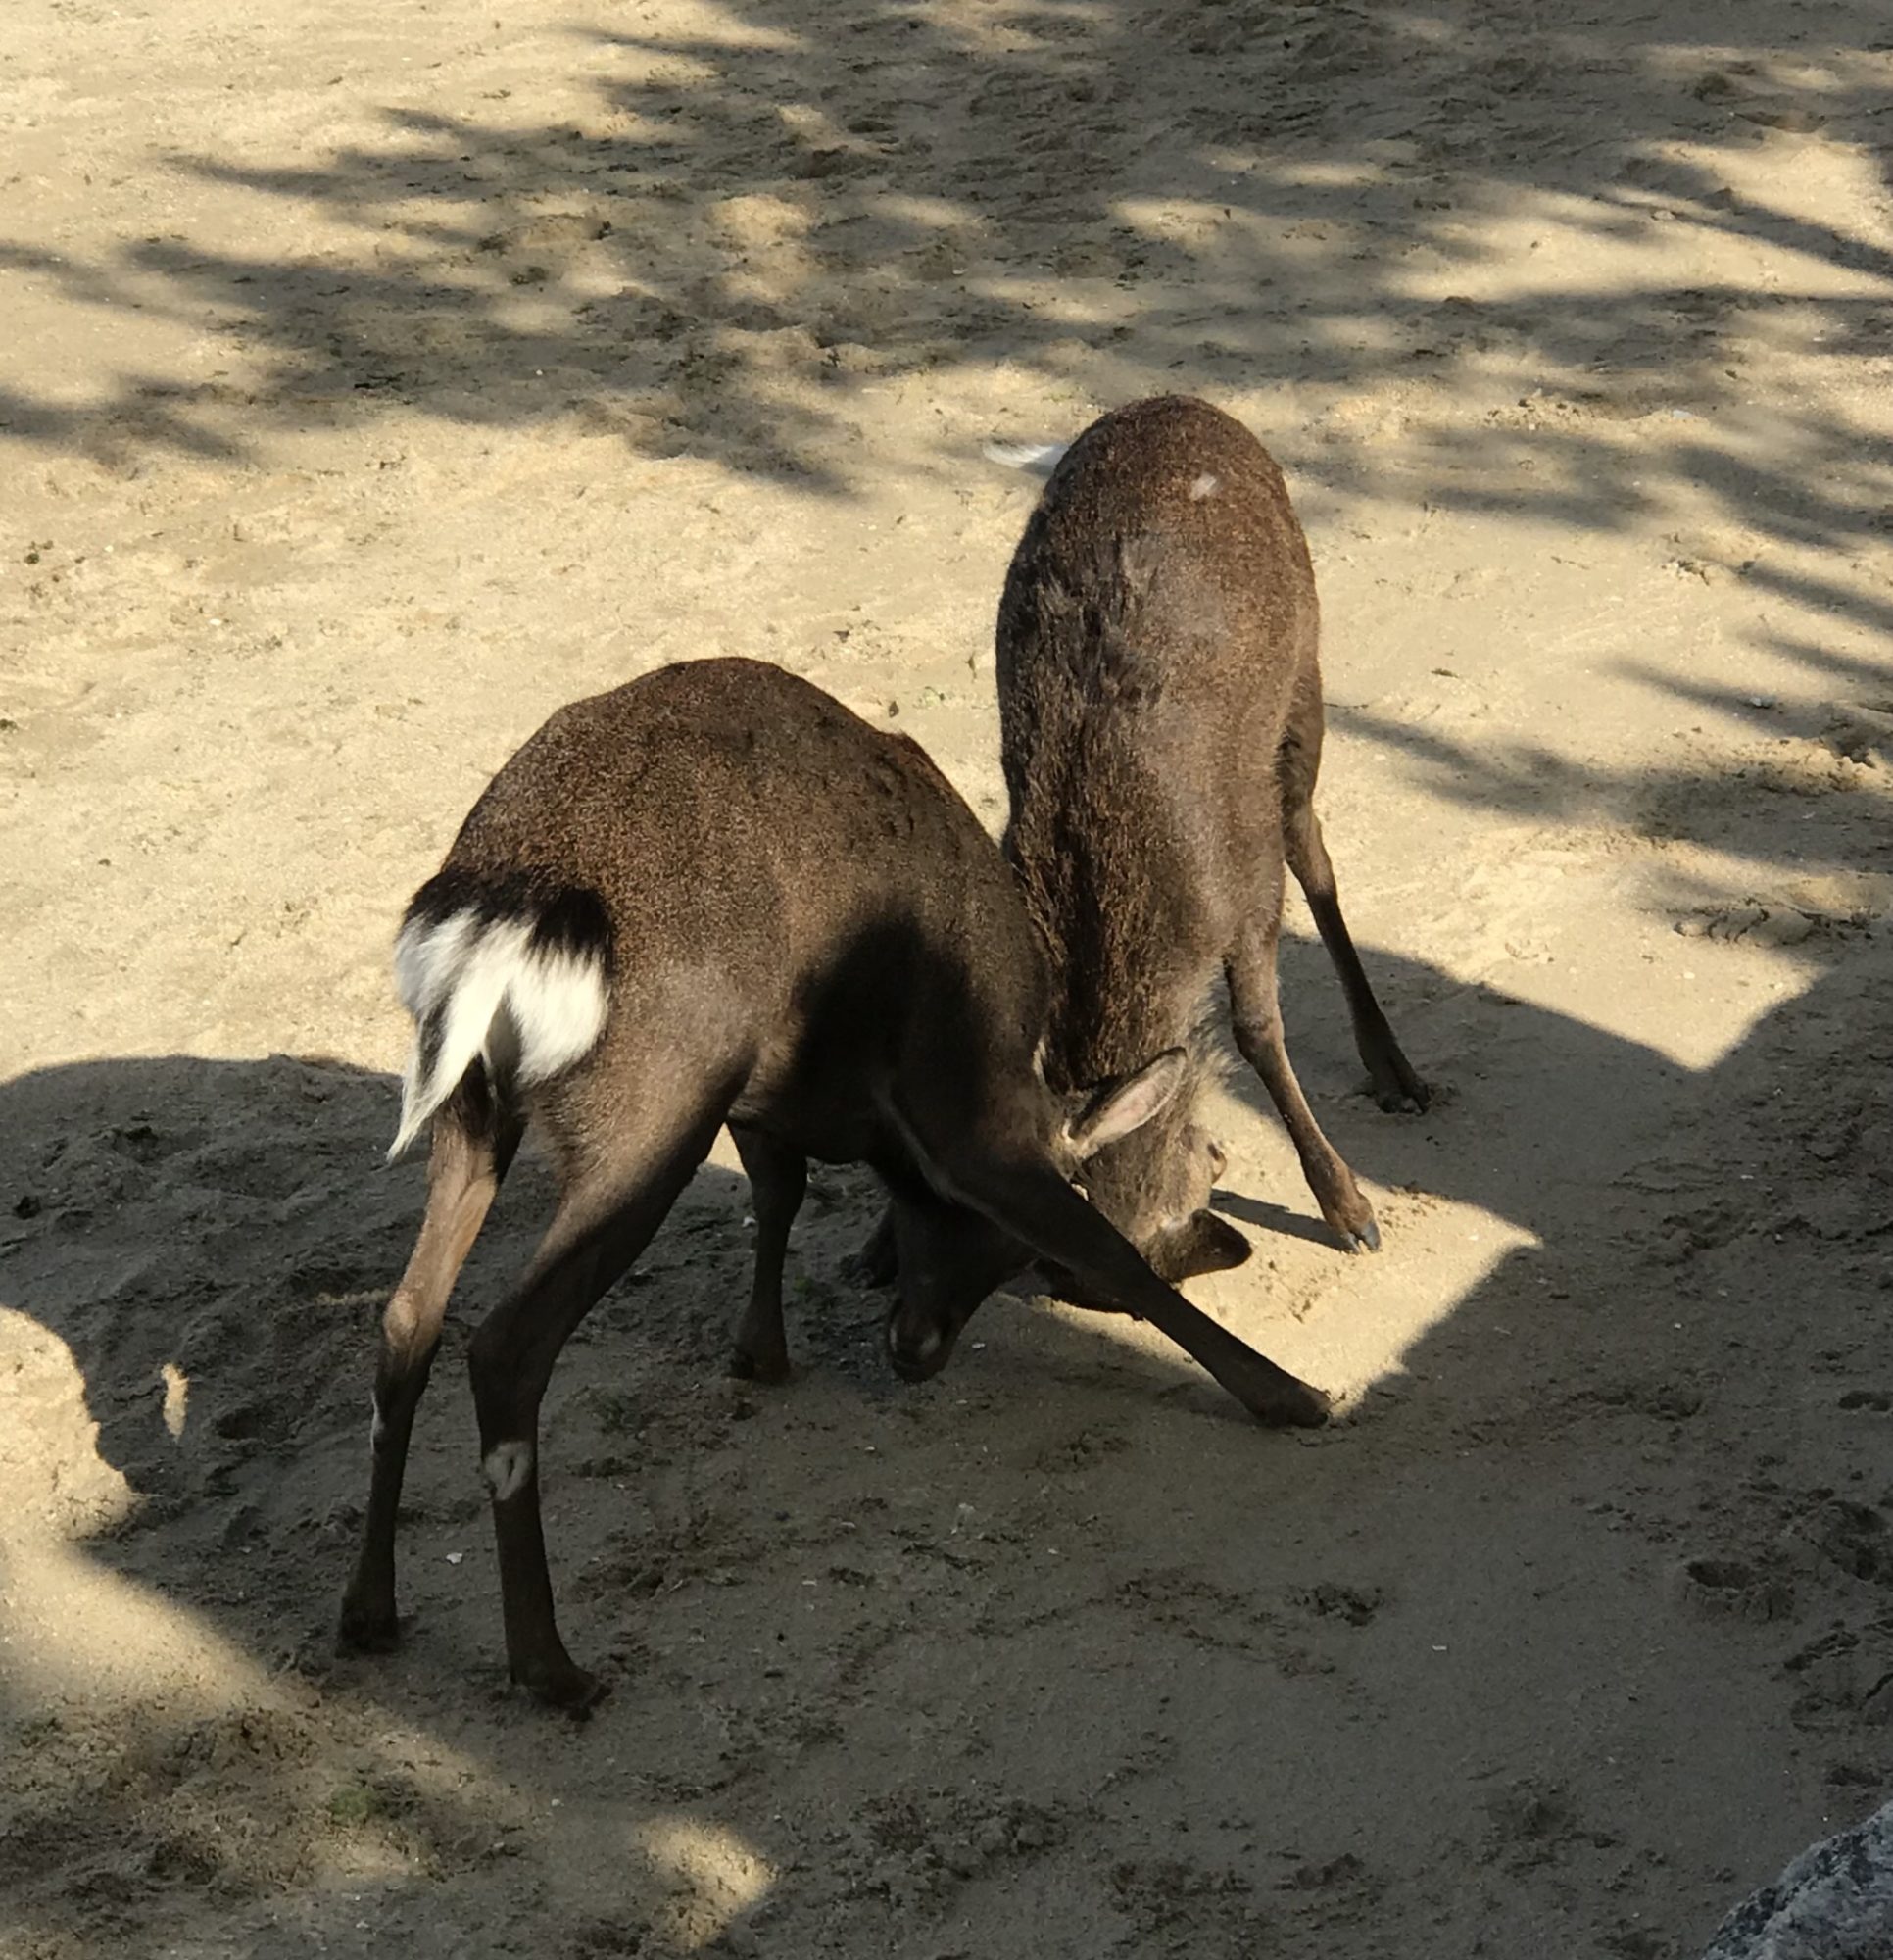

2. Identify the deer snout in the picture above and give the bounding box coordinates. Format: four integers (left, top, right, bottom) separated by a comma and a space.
885, 1301, 959, 1382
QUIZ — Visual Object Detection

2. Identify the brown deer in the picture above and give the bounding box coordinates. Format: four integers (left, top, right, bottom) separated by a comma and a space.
992, 395, 1429, 1278
338, 657, 1329, 1710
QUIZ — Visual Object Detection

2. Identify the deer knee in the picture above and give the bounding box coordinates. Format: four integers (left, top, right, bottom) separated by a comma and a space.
379, 1288, 439, 1371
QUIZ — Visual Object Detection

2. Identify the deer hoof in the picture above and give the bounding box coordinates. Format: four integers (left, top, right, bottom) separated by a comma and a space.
729, 1345, 791, 1385
336, 1596, 402, 1655
515, 1656, 609, 1716
1248, 1373, 1333, 1430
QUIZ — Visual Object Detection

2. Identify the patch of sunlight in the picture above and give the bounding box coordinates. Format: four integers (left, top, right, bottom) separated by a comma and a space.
1470, 952, 1795, 1077
1258, 159, 1393, 190
0, 1305, 137, 1541
712, 191, 816, 248
0, 1531, 280, 1716
162, 1360, 190, 1440
975, 281, 1131, 327
1053, 1194, 1537, 1412
0, 1306, 516, 1842
631, 0, 801, 51
638, 1816, 777, 1950
1387, 12, 1458, 47
871, 194, 982, 234
1630, 42, 1889, 93
922, 0, 1114, 59
0, 1307, 267, 1714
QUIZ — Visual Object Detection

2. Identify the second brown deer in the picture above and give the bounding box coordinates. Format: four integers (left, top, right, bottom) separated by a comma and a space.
995, 394, 1429, 1279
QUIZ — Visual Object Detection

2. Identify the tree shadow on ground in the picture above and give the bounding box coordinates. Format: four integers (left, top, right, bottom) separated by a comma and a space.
3, 0, 1889, 565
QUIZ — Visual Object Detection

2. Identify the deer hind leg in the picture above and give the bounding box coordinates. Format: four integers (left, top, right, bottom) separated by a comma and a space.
1279, 671, 1429, 1113
465, 1067, 740, 1711
340, 1063, 522, 1653
1227, 845, 1381, 1253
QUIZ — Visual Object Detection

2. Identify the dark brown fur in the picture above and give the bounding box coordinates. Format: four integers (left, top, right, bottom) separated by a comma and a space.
338, 658, 1329, 1711
996, 396, 1427, 1278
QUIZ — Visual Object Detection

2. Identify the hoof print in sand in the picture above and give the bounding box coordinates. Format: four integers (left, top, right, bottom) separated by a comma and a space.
1675, 1557, 1796, 1623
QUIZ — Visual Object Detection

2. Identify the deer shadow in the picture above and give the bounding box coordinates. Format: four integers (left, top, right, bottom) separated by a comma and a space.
3, 912, 1887, 1953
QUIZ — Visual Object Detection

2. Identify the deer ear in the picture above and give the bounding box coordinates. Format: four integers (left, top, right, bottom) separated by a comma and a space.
1064, 1049, 1189, 1157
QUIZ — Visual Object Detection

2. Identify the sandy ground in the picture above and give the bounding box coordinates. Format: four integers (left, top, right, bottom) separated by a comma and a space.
3, 0, 1892, 1952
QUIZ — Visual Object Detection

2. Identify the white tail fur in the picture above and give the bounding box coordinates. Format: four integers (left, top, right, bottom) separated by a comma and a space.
982, 439, 1071, 478
388, 909, 608, 1159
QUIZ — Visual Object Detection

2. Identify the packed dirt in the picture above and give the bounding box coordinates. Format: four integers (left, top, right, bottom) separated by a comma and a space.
4, 0, 1893, 1952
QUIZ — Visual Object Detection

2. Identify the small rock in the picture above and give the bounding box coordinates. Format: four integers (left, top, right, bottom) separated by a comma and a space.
799, 147, 860, 179
1675, 1556, 1795, 1622
1825, 703, 1893, 765
1712, 905, 1768, 941
1699, 1799, 1893, 1958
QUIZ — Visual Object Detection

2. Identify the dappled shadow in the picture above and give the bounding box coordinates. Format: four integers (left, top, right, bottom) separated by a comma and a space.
0, 1052, 785, 1952
7, 0, 1893, 1945
1322, 617, 1893, 931
4, 903, 1892, 1950
3, 0, 1890, 559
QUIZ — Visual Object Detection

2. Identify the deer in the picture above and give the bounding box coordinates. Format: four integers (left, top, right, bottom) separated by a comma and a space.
337, 656, 1329, 1712
859, 397, 1427, 1314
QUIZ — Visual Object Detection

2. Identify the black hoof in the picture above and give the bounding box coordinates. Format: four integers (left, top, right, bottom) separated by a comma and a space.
336, 1598, 402, 1656
728, 1346, 791, 1385
1234, 1368, 1333, 1430
514, 1659, 610, 1717
1274, 1381, 1333, 1429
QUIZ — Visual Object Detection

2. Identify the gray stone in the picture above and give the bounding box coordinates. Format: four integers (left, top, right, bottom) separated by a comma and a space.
1699, 1800, 1893, 1959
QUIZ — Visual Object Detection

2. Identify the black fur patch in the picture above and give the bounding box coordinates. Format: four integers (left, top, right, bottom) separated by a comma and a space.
414, 1001, 448, 1087
403, 867, 613, 974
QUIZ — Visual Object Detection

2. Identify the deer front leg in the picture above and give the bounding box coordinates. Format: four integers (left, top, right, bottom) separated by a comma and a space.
728, 1123, 805, 1384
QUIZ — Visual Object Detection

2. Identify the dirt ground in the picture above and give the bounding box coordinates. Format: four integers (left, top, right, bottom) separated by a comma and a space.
3, 0, 1892, 1952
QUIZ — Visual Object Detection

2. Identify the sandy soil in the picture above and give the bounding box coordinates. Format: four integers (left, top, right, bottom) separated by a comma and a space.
4, 0, 1893, 1952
